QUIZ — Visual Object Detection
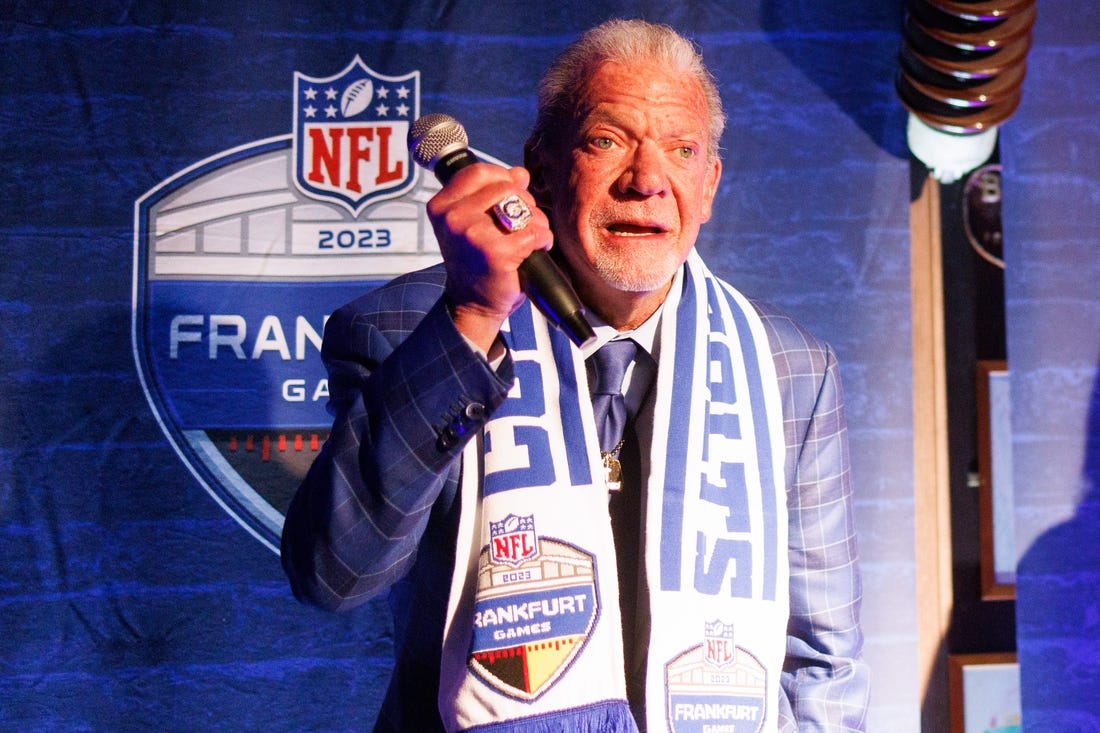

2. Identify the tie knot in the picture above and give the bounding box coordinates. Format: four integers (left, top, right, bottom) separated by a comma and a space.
592, 339, 637, 396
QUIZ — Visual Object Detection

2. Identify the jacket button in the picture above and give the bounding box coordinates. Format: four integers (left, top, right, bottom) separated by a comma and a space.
437, 427, 458, 450
464, 402, 486, 421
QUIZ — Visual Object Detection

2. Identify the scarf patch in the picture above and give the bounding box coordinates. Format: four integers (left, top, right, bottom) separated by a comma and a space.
664, 620, 767, 733
469, 514, 600, 700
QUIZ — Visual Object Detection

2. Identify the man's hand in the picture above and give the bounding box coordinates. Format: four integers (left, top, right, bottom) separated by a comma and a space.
426, 163, 552, 353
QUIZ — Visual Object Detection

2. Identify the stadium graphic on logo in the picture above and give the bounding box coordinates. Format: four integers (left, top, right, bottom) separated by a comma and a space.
469, 522, 599, 701
132, 59, 503, 551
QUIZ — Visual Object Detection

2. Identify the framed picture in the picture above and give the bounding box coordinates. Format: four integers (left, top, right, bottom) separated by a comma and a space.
949, 653, 1020, 733
976, 360, 1016, 600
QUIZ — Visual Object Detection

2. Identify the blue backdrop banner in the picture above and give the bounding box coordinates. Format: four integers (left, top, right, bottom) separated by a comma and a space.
3, 3, 921, 730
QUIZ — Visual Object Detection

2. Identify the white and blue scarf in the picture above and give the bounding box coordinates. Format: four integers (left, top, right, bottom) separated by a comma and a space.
439, 252, 789, 733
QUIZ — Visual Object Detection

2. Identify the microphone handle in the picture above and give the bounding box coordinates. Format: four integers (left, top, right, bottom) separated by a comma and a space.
433, 150, 596, 348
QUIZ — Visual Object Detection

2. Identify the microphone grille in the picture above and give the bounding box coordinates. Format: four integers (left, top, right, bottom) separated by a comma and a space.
408, 113, 469, 170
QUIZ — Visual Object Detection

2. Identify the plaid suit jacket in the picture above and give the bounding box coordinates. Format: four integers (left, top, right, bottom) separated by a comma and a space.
282, 262, 870, 731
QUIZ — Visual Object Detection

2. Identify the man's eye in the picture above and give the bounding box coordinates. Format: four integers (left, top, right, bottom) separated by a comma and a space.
592, 137, 614, 150
677, 146, 696, 159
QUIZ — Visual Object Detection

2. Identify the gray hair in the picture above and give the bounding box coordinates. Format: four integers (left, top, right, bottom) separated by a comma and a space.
528, 19, 726, 162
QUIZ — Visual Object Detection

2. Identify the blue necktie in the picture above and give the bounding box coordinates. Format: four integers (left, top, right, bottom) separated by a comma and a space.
592, 338, 649, 720
591, 339, 637, 453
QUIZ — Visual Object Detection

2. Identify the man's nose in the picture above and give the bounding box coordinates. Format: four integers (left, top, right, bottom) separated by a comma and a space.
618, 142, 669, 197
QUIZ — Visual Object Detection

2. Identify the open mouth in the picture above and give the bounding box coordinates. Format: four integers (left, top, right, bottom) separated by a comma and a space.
606, 222, 666, 236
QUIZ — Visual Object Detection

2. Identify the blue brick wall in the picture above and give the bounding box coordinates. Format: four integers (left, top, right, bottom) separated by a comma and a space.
1001, 0, 1100, 728
1, 2, 918, 729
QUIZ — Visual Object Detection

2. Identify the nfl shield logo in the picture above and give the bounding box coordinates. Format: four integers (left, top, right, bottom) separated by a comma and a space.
704, 620, 737, 669
489, 514, 539, 566
293, 56, 419, 215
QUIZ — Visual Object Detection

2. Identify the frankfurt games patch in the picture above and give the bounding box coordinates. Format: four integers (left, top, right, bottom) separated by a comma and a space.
664, 620, 768, 733
468, 514, 599, 700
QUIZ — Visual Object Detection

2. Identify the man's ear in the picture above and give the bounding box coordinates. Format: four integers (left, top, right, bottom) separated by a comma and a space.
523, 139, 552, 207
700, 157, 722, 223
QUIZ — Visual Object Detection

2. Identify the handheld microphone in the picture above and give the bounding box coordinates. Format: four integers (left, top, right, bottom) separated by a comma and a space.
408, 113, 596, 349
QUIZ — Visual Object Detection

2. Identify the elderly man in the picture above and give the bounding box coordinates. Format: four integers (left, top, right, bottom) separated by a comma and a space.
282, 18, 869, 733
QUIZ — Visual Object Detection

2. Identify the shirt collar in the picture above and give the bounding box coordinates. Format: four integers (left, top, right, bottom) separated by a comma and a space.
579, 264, 684, 363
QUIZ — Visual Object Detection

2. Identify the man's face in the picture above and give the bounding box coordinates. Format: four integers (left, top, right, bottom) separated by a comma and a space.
533, 59, 721, 305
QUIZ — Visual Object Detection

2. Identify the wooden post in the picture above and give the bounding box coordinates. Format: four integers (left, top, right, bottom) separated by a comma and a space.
910, 173, 953, 733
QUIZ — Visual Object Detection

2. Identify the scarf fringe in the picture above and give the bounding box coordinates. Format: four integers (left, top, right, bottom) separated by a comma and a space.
464, 699, 638, 733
